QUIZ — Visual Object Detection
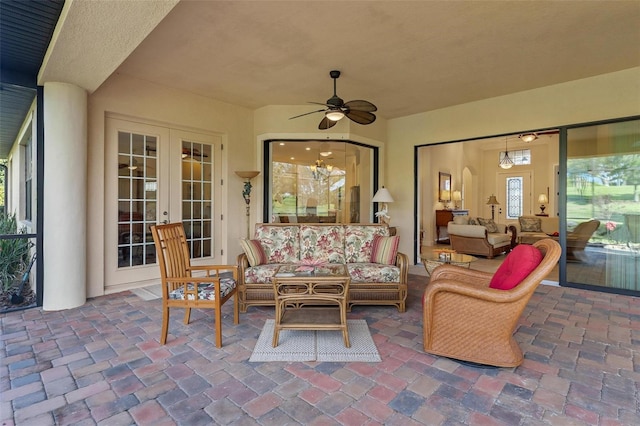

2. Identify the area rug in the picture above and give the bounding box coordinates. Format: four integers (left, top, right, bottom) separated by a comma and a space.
249, 319, 381, 362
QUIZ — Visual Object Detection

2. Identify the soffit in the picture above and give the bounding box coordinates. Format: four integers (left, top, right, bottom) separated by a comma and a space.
0, 0, 64, 157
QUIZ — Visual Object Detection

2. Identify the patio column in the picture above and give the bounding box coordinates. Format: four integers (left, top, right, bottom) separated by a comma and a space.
42, 82, 87, 310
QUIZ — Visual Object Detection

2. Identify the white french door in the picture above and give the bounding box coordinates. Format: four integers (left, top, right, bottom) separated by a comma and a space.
105, 117, 221, 290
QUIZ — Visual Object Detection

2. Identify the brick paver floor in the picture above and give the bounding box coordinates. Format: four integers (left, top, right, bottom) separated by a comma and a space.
1, 276, 639, 425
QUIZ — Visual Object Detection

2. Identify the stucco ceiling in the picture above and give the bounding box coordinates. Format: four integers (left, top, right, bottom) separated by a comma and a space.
3, 1, 640, 160
113, 1, 640, 119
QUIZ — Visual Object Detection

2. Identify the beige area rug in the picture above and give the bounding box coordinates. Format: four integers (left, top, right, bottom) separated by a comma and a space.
249, 319, 381, 363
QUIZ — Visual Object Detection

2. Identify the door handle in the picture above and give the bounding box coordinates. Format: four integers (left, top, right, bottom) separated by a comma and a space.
162, 211, 168, 224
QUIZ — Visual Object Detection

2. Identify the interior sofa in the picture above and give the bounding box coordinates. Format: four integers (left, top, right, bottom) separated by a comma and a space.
509, 216, 559, 245
447, 216, 514, 258
237, 223, 408, 313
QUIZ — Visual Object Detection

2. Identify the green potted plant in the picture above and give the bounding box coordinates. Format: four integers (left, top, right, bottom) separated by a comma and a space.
0, 213, 34, 304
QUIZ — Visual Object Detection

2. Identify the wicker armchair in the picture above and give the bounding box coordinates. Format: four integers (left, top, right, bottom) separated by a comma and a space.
422, 238, 561, 367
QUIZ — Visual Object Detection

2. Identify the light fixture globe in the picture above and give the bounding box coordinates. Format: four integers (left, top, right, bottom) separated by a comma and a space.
325, 110, 345, 121
519, 133, 538, 143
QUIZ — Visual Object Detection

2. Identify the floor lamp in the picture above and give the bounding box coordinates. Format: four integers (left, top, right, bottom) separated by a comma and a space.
235, 171, 260, 238
486, 195, 499, 220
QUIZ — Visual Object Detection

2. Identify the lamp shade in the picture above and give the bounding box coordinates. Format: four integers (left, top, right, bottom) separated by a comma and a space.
235, 171, 260, 179
486, 195, 499, 205
452, 190, 462, 201
372, 187, 394, 203
538, 193, 549, 204
440, 190, 451, 201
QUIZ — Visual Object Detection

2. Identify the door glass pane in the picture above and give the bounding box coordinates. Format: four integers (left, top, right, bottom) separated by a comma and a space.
182, 140, 213, 258
269, 141, 374, 224
117, 132, 157, 268
506, 177, 523, 219
566, 119, 640, 292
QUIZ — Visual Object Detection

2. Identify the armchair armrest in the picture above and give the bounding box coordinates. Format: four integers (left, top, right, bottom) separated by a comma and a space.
429, 264, 493, 285
190, 264, 238, 279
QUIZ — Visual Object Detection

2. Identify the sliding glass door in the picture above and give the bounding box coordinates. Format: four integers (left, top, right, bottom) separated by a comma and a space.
565, 118, 640, 293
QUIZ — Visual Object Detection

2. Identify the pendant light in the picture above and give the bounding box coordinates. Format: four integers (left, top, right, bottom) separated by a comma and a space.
499, 137, 514, 169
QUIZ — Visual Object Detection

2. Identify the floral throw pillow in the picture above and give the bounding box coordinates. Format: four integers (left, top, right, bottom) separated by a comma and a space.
478, 218, 499, 233
468, 217, 478, 225
519, 217, 542, 233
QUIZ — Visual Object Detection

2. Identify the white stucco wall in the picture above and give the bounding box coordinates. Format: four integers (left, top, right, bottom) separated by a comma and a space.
87, 74, 254, 297
388, 67, 640, 262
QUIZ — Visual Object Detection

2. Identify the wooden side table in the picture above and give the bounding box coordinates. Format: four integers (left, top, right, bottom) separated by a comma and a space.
272, 264, 351, 348
435, 210, 469, 243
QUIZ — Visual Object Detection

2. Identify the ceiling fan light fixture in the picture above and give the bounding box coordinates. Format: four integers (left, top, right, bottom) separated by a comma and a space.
519, 133, 538, 143
325, 110, 345, 121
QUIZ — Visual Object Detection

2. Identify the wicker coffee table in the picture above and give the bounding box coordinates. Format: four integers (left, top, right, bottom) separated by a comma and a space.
271, 264, 351, 348
421, 252, 477, 276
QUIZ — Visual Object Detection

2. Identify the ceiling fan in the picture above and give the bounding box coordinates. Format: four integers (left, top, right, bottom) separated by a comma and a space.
289, 70, 377, 130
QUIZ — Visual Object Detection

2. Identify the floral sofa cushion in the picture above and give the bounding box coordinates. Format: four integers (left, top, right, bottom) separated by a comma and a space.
344, 225, 389, 263
347, 263, 401, 283
299, 225, 345, 263
244, 264, 281, 284
169, 278, 236, 300
254, 225, 299, 263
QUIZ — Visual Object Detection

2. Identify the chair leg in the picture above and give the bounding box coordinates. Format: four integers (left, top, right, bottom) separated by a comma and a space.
160, 306, 169, 345
233, 293, 239, 325
214, 307, 223, 348
183, 308, 191, 324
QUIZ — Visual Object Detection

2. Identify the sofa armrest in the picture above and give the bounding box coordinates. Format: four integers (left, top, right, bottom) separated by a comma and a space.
395, 252, 409, 284
236, 253, 249, 285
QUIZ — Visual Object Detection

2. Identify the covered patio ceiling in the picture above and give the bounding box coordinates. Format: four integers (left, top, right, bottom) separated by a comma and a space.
1, 1, 640, 159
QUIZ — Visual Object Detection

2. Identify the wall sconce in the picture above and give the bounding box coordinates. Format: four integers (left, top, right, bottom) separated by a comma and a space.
235, 171, 260, 238
372, 186, 394, 225
452, 190, 462, 210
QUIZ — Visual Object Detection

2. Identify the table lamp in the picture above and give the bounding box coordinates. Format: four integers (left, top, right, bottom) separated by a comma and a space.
372, 187, 394, 224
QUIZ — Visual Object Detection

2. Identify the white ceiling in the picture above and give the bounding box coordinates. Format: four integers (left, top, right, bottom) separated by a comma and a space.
110, 1, 640, 120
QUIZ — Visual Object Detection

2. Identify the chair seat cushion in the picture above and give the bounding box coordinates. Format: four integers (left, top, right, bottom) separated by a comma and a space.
489, 245, 543, 290
169, 278, 236, 300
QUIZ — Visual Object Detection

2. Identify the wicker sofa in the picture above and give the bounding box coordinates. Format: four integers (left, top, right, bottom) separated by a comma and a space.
447, 216, 514, 258
237, 223, 409, 313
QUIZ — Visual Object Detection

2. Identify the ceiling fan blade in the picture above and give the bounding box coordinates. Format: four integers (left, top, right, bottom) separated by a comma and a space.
345, 110, 376, 125
343, 100, 377, 112
289, 108, 327, 120
318, 116, 338, 130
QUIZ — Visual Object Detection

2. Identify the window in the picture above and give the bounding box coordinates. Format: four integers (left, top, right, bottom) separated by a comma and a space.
24, 137, 32, 222
268, 141, 376, 224
500, 149, 531, 166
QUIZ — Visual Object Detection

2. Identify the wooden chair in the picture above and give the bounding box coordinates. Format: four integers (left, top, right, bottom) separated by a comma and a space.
151, 222, 239, 347
422, 239, 561, 367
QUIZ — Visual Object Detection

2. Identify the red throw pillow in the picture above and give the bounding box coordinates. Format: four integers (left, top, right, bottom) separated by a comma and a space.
489, 245, 543, 290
